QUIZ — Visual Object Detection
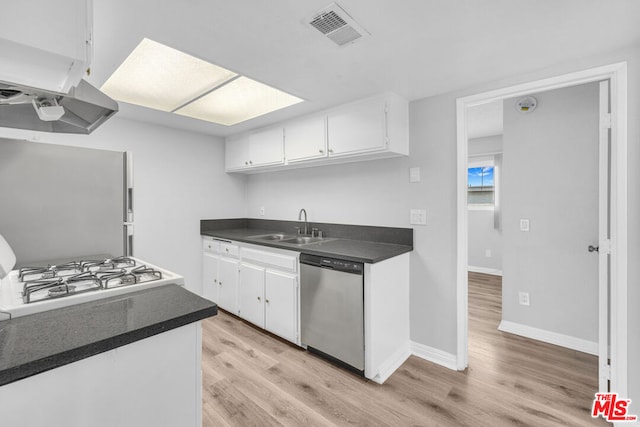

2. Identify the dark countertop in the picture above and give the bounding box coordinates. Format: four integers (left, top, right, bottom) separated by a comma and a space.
202, 227, 413, 263
0, 284, 217, 386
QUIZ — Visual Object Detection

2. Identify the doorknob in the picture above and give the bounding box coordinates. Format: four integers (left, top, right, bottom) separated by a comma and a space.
588, 245, 599, 253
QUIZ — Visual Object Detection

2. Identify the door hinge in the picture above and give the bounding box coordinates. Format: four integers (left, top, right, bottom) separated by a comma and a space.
601, 113, 612, 129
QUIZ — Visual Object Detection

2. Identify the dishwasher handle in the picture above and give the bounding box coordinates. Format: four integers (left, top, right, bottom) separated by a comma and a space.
300, 253, 363, 275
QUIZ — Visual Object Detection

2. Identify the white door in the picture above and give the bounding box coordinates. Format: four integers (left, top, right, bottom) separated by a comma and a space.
265, 270, 298, 343
597, 80, 612, 392
238, 263, 265, 328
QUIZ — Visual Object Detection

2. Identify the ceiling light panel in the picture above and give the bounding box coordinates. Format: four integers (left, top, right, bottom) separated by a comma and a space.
101, 38, 237, 112
175, 76, 303, 126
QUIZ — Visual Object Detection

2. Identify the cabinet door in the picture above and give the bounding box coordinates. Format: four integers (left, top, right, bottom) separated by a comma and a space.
225, 134, 250, 171
238, 263, 265, 328
249, 127, 284, 167
327, 99, 387, 156
265, 270, 298, 343
284, 116, 327, 163
202, 252, 219, 303
218, 257, 239, 314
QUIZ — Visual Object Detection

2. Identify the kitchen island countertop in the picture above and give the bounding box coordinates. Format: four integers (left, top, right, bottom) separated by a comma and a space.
0, 284, 217, 386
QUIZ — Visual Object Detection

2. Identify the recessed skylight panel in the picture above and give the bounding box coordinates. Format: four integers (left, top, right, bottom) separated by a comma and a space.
101, 38, 302, 125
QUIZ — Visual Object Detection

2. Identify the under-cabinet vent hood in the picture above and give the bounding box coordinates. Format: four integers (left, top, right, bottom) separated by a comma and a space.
308, 3, 370, 46
0, 79, 118, 134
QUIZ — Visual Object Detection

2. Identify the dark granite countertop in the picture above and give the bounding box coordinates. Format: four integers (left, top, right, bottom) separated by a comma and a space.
201, 220, 413, 263
0, 284, 217, 386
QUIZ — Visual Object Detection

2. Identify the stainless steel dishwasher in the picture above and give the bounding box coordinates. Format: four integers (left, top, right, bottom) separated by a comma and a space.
300, 253, 364, 373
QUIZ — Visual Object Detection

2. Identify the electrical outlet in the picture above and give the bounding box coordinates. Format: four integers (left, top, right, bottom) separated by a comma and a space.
519, 292, 530, 306
409, 167, 421, 183
410, 209, 427, 225
520, 219, 530, 232
259, 206, 265, 216
485, 249, 492, 258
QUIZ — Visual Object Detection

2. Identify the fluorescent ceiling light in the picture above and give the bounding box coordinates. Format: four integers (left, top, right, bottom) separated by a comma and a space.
101, 38, 303, 125
175, 76, 303, 126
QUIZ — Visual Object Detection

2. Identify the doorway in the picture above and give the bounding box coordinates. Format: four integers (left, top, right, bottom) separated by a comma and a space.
456, 63, 628, 397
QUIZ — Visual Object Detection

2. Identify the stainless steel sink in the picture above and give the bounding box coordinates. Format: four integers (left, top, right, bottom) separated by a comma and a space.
248, 233, 296, 241
280, 236, 330, 245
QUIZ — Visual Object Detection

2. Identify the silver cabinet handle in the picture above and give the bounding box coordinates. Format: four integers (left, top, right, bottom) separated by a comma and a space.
214, 279, 217, 283
588, 245, 599, 253
219, 281, 222, 286
319, 149, 324, 154
249, 160, 253, 165
257, 296, 261, 301
328, 148, 334, 153
245, 161, 248, 165
265, 299, 270, 304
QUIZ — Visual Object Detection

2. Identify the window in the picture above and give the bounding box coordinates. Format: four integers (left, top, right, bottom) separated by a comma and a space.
468, 164, 495, 207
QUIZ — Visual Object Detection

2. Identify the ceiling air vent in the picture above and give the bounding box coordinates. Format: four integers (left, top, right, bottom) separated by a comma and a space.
308, 3, 370, 47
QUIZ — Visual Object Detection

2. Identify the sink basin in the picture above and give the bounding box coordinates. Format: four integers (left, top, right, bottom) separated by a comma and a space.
248, 233, 296, 241
280, 236, 329, 245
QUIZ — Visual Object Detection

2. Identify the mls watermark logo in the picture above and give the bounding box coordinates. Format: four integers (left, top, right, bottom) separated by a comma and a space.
592, 393, 637, 422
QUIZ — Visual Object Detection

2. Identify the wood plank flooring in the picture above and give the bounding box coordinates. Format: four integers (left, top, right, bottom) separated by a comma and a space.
201, 272, 606, 426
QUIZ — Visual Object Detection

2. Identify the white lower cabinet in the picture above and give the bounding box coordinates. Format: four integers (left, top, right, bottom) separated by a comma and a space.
201, 237, 239, 315
202, 251, 219, 303
264, 270, 297, 343
238, 262, 265, 327
218, 257, 239, 315
202, 238, 300, 345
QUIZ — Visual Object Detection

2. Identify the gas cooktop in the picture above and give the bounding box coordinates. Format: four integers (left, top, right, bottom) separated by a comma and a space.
0, 256, 183, 320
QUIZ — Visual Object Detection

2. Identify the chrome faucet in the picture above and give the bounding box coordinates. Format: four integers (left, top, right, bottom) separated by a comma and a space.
298, 208, 308, 235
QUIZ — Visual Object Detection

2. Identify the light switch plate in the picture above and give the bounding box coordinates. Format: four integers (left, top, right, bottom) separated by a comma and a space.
520, 219, 530, 232
409, 167, 421, 183
410, 209, 427, 225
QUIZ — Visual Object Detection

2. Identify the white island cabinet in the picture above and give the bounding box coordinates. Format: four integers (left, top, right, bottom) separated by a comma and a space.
0, 323, 203, 427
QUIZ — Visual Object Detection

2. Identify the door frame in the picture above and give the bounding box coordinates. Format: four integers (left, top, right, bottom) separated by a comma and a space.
455, 62, 628, 395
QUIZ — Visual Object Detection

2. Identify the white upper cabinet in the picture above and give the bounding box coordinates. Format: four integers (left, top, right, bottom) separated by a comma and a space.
0, 0, 93, 93
225, 93, 409, 173
225, 134, 249, 171
284, 115, 327, 163
225, 128, 283, 171
248, 127, 284, 167
327, 98, 386, 156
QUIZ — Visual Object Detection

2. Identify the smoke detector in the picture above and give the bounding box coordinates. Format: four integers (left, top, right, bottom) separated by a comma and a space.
307, 3, 370, 47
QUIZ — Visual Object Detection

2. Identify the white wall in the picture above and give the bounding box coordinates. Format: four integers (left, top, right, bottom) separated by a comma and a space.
501, 82, 599, 343
468, 209, 503, 273
0, 117, 247, 294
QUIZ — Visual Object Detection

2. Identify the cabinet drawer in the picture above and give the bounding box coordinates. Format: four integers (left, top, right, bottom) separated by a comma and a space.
202, 238, 219, 253
240, 247, 297, 272
220, 242, 239, 257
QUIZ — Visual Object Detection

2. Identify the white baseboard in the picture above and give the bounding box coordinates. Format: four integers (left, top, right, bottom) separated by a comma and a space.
498, 320, 598, 355
468, 266, 503, 276
410, 341, 458, 371
370, 343, 411, 384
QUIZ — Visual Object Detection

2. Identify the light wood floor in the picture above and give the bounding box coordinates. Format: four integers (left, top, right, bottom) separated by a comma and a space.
201, 272, 606, 426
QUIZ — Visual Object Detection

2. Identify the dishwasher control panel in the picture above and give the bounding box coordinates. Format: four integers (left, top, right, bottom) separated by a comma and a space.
300, 254, 363, 274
